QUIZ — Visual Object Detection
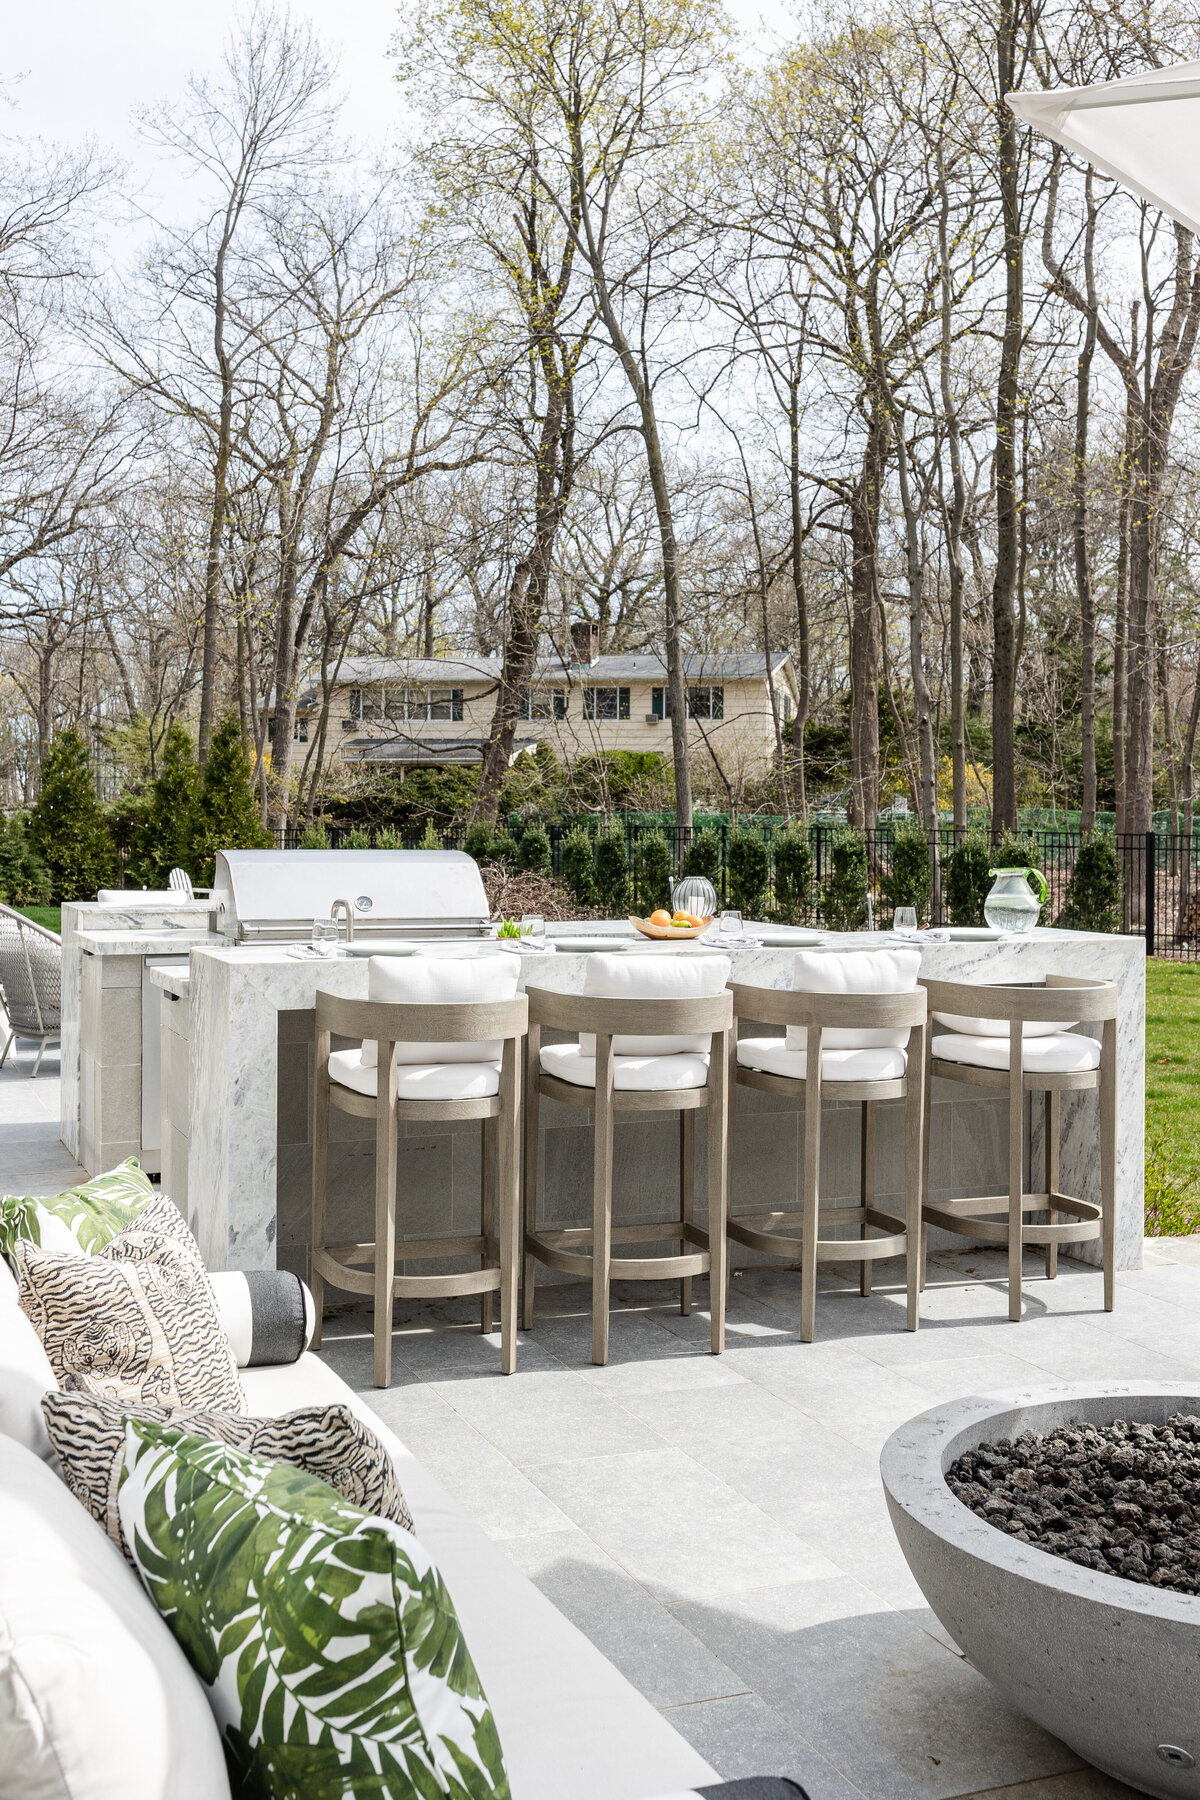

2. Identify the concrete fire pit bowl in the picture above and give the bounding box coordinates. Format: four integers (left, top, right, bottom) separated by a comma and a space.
881, 1384, 1200, 1799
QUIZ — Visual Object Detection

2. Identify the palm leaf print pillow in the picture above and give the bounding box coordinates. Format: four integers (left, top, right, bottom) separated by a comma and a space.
119, 1420, 509, 1800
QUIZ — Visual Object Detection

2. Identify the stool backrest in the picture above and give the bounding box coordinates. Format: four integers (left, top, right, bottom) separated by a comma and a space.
316, 989, 528, 1048
360, 954, 520, 1065
578, 952, 732, 1056
527, 983, 733, 1041
921, 973, 1118, 1025
730, 981, 927, 1033
785, 948, 921, 1051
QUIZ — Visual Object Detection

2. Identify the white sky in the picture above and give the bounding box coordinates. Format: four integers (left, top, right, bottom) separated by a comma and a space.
4, 0, 795, 233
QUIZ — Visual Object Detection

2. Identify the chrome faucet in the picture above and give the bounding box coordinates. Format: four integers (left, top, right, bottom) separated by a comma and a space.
330, 898, 355, 943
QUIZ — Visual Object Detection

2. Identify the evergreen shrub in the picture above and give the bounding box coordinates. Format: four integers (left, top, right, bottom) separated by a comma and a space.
593, 824, 630, 913
517, 824, 552, 875
562, 828, 598, 905
773, 826, 814, 924
819, 830, 870, 931
882, 817, 932, 924
28, 730, 115, 901
0, 815, 51, 907
728, 828, 769, 916
1060, 832, 1122, 933
633, 831, 673, 915
943, 833, 993, 926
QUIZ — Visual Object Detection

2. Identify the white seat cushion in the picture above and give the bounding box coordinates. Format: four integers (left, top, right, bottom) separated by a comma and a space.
0, 1273, 58, 1465
361, 954, 520, 1067
578, 951, 731, 1056
785, 947, 920, 1052
329, 1047, 501, 1100
932, 1031, 1100, 1073
0, 1438, 231, 1800
737, 1036, 907, 1082
933, 1000, 1073, 1037
540, 1043, 710, 1091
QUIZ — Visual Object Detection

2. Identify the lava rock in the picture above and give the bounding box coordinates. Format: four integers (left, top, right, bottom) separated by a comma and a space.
945, 1413, 1200, 1597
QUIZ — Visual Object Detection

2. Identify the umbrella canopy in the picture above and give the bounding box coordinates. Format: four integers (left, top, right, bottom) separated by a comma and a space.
1008, 62, 1200, 234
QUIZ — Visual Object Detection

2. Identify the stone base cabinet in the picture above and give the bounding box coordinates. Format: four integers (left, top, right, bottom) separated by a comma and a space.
881, 1384, 1200, 1800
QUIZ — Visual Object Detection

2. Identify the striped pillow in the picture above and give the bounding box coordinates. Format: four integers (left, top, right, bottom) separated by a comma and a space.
13, 1195, 243, 1413
43, 1386, 414, 1561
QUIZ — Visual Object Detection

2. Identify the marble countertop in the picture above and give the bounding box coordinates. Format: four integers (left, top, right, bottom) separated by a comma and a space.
77, 928, 220, 956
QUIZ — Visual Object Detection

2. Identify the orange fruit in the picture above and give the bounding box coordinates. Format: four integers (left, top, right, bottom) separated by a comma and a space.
649, 909, 671, 927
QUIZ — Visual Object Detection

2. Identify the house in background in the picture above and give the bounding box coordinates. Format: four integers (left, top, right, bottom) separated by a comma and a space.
289, 623, 798, 782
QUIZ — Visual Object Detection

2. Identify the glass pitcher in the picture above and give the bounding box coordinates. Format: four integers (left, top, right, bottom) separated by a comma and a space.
984, 866, 1048, 934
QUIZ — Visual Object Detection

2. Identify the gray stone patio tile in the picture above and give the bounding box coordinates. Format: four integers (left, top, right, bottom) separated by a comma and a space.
521, 1305, 748, 1393
957, 1769, 1142, 1800
673, 1580, 1081, 1800
431, 1366, 666, 1465
660, 1693, 864, 1797
620, 1384, 881, 1501
897, 1353, 1064, 1406
986, 1321, 1199, 1384
395, 1413, 573, 1540
502, 1527, 747, 1708
393, 1324, 564, 1379
767, 1485, 928, 1610
528, 1447, 842, 1600
725, 1342, 939, 1427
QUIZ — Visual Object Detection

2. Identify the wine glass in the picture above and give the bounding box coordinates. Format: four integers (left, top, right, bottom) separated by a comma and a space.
719, 910, 743, 940
520, 914, 546, 947
893, 906, 919, 937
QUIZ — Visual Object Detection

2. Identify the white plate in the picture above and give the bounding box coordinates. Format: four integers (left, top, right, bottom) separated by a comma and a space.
940, 926, 1003, 941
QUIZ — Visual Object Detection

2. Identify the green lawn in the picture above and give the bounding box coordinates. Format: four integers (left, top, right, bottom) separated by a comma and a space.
16, 906, 61, 934
1145, 960, 1200, 1235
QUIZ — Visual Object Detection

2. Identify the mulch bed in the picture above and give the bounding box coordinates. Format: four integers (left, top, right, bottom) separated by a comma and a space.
946, 1413, 1200, 1595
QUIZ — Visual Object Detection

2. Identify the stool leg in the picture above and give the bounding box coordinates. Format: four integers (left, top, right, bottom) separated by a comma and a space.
592, 1038, 615, 1366
1044, 1089, 1060, 1281
905, 1028, 925, 1332
679, 1110, 695, 1316
860, 1101, 875, 1298
800, 1034, 823, 1344
310, 1027, 330, 1349
1007, 1025, 1024, 1323
481, 1115, 496, 1336
1101, 1018, 1117, 1311
522, 1026, 540, 1331
920, 1025, 933, 1292
707, 1027, 731, 1356
499, 1037, 520, 1375
374, 1042, 398, 1388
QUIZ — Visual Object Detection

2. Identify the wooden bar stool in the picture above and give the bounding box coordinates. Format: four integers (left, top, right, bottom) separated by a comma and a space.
728, 948, 928, 1341
522, 955, 734, 1365
310, 973, 527, 1385
920, 973, 1118, 1319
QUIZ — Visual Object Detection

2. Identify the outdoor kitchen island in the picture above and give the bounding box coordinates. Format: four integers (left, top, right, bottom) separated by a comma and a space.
139, 922, 1146, 1295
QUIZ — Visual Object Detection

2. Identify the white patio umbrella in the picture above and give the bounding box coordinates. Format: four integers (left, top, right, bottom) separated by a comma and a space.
1008, 61, 1200, 234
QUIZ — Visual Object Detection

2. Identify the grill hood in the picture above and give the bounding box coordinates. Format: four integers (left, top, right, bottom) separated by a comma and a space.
211, 849, 490, 942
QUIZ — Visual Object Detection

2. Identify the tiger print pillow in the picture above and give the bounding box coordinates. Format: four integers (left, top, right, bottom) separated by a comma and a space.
43, 1386, 414, 1561
14, 1195, 243, 1413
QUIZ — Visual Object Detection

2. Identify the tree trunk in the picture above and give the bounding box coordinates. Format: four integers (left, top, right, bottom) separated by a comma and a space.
1074, 175, 1099, 834
788, 368, 810, 817
895, 420, 937, 837
848, 412, 885, 831
937, 152, 969, 832
990, 0, 1023, 833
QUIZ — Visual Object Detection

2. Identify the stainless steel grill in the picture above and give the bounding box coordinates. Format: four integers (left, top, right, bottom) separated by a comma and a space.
210, 850, 491, 943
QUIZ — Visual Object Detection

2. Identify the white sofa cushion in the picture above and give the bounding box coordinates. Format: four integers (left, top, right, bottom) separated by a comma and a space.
737, 1036, 907, 1082
330, 1046, 502, 1100
579, 951, 731, 1056
932, 1031, 1100, 1073
785, 947, 920, 1051
0, 1436, 231, 1800
360, 954, 520, 1067
541, 1043, 710, 1091
239, 1353, 720, 1800
0, 1271, 58, 1464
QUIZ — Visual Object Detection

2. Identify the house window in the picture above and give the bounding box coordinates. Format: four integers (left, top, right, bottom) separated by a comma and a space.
394, 687, 464, 721
348, 688, 363, 720
651, 686, 724, 720
584, 686, 630, 721
782, 693, 794, 725
520, 688, 567, 721
295, 718, 308, 743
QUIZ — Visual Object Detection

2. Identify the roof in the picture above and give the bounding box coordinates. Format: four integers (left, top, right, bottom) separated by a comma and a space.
331, 651, 792, 686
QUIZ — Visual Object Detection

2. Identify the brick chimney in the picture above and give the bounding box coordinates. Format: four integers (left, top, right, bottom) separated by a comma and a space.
569, 619, 599, 666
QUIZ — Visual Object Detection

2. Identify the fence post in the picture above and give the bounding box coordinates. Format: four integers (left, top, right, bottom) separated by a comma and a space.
1145, 830, 1156, 959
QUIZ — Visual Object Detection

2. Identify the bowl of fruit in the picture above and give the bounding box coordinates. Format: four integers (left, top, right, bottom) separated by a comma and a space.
629, 907, 714, 940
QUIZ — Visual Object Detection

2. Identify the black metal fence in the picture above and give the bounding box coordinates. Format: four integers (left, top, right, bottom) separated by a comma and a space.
262, 818, 1200, 959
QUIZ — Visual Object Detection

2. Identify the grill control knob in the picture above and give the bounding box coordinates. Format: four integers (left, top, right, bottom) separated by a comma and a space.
355, 896, 373, 912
